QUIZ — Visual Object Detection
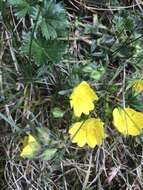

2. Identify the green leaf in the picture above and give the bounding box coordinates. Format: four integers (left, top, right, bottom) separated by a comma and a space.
52, 107, 65, 118
37, 128, 50, 146
21, 33, 67, 64
32, 0, 68, 40
0, 112, 20, 131
58, 89, 71, 96
45, 40, 67, 62
39, 148, 57, 161
21, 33, 47, 64
83, 64, 105, 81
40, 19, 57, 39
8, 0, 31, 18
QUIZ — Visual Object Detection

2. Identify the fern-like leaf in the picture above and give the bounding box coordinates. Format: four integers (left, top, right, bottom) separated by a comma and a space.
8, 0, 40, 18
32, 0, 69, 40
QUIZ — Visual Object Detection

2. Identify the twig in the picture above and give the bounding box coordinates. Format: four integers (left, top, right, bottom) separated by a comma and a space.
5, 31, 19, 74
122, 64, 126, 108
82, 150, 93, 190
73, 0, 140, 11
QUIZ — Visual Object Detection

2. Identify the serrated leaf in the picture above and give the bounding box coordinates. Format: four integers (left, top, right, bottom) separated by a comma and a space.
21, 34, 67, 64
21, 34, 47, 64
8, 0, 31, 18
40, 20, 57, 39
32, 1, 68, 40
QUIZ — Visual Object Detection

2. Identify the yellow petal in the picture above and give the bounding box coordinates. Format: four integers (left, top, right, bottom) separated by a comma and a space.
86, 118, 106, 148
22, 134, 37, 146
20, 134, 40, 158
80, 81, 98, 101
113, 107, 143, 136
70, 81, 98, 117
20, 145, 35, 157
132, 80, 143, 93
27, 134, 37, 143
69, 122, 86, 147
69, 118, 106, 148
73, 99, 95, 117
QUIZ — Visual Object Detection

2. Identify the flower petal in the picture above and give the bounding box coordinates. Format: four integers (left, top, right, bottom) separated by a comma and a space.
69, 118, 106, 148
28, 134, 37, 143
132, 80, 143, 93
70, 81, 98, 117
20, 134, 40, 158
113, 107, 143, 136
69, 122, 86, 147
86, 118, 106, 148
20, 145, 35, 157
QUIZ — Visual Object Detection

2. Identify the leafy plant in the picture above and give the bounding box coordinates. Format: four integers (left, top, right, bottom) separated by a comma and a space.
8, 0, 69, 66
32, 0, 69, 40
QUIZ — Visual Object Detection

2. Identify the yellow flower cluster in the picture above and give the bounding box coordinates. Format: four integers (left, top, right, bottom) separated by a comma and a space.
69, 81, 143, 148
21, 80, 143, 155
69, 81, 106, 148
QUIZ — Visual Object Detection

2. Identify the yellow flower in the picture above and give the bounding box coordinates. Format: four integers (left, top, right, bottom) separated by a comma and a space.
20, 134, 40, 158
132, 80, 143, 93
70, 81, 99, 117
113, 107, 143, 136
69, 118, 106, 148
